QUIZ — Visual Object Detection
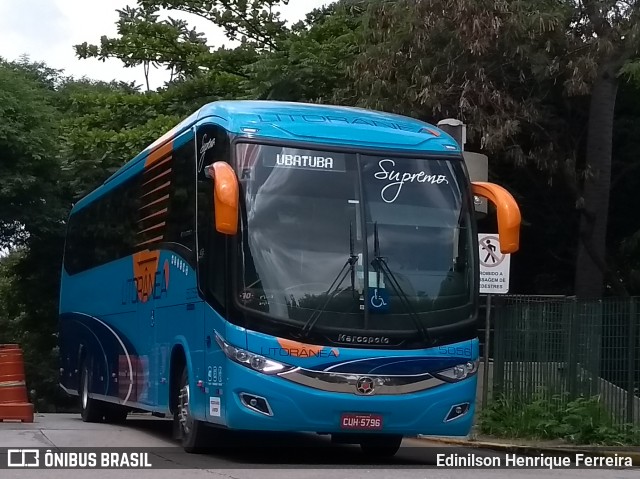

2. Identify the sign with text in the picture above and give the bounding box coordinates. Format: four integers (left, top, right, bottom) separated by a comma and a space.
478, 234, 510, 294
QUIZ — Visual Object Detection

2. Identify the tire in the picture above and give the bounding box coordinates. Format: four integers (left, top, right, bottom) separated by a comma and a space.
360, 435, 403, 458
79, 359, 106, 423
175, 366, 208, 453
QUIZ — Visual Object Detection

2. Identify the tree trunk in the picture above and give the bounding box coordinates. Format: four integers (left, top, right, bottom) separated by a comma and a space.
574, 64, 619, 299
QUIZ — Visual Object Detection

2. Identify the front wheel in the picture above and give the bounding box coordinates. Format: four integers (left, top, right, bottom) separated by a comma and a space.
175, 367, 208, 453
360, 435, 403, 458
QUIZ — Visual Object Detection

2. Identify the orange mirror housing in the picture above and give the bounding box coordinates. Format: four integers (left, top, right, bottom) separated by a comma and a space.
209, 161, 239, 235
471, 182, 521, 253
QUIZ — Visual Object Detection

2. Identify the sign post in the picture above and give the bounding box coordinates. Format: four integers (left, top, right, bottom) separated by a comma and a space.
478, 234, 511, 409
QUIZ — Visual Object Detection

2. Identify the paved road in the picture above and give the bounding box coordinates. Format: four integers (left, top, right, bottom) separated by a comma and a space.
0, 414, 637, 479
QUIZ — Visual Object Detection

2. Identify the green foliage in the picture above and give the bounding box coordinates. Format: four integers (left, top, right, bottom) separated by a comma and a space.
0, 60, 64, 246
341, 0, 569, 163
56, 80, 181, 198
620, 60, 640, 84
160, 67, 252, 115
75, 5, 211, 89
74, 0, 298, 91
248, 0, 363, 101
0, 61, 191, 411
0, 249, 75, 412
0, 252, 23, 345
479, 394, 640, 446
136, 0, 292, 49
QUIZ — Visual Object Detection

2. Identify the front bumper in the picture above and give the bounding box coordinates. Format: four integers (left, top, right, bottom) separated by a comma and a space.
219, 360, 476, 436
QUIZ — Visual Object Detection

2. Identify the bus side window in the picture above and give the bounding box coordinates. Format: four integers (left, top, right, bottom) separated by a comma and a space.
196, 124, 230, 311
165, 138, 197, 264
64, 176, 140, 275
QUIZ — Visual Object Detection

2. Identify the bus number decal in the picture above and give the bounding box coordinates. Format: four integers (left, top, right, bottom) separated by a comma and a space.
438, 346, 472, 357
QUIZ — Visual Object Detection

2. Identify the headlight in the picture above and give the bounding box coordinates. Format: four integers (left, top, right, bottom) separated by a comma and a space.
434, 359, 479, 382
215, 332, 294, 375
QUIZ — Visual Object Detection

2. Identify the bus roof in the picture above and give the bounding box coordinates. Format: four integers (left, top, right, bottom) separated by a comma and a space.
72, 101, 461, 213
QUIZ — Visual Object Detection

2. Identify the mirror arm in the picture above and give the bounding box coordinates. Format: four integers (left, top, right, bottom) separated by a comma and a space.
472, 182, 521, 254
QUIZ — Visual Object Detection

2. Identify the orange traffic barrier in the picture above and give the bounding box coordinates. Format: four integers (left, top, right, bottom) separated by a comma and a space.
0, 344, 34, 422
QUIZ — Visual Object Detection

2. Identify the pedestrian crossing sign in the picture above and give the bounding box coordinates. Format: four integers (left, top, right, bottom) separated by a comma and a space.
478, 234, 510, 294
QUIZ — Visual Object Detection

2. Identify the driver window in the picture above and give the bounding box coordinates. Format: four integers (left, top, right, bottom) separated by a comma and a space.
197, 124, 230, 310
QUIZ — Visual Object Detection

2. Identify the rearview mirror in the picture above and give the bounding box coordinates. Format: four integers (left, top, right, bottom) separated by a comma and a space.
471, 182, 521, 253
206, 161, 239, 235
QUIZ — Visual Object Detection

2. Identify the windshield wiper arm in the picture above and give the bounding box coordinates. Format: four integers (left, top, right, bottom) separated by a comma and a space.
301, 223, 359, 337
371, 222, 430, 343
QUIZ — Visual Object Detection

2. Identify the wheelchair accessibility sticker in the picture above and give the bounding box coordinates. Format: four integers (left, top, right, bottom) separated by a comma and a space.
368, 288, 389, 312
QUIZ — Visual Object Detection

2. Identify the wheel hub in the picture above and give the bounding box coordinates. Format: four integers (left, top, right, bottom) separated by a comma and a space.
178, 383, 191, 434
82, 371, 88, 409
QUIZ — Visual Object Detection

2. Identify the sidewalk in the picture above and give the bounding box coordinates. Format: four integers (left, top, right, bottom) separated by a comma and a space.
417, 434, 640, 466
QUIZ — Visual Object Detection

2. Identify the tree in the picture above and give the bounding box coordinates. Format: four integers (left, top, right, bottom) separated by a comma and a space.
74, 0, 295, 90
247, 0, 363, 101
342, 0, 640, 298
0, 64, 190, 410
568, 1, 640, 298
0, 59, 63, 248
0, 59, 67, 410
135, 0, 293, 50
340, 0, 567, 158
55, 79, 181, 200
75, 6, 211, 90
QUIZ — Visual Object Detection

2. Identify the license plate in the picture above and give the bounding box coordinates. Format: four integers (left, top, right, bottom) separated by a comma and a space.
340, 413, 383, 430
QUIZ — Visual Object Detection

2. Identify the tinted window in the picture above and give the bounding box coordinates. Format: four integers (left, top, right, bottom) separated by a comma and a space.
165, 140, 196, 256
64, 136, 197, 275
64, 176, 140, 275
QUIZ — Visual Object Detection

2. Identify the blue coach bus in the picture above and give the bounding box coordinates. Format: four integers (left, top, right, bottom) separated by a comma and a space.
59, 101, 520, 455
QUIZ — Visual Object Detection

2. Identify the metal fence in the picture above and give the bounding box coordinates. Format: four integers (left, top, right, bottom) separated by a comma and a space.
491, 296, 640, 430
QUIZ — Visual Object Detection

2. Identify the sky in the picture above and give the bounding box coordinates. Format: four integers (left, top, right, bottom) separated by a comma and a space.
0, 0, 333, 90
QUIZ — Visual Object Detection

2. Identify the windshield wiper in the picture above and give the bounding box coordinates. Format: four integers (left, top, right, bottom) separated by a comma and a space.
371, 222, 430, 343
301, 223, 359, 337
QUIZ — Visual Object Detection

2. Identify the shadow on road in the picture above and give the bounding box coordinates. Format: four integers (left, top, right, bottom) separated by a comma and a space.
121, 416, 441, 467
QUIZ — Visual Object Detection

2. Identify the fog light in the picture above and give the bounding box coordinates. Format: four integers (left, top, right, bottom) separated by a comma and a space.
444, 402, 470, 422
239, 393, 273, 417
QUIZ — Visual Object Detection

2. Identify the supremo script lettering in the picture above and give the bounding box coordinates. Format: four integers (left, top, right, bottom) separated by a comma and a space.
198, 134, 216, 172
374, 159, 449, 203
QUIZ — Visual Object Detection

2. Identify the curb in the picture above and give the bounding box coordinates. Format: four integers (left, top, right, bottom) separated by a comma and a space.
416, 436, 640, 466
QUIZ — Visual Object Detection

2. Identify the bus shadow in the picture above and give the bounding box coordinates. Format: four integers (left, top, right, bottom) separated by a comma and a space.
122, 415, 433, 467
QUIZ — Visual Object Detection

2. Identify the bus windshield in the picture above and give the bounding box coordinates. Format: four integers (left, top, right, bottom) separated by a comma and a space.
234, 143, 475, 344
